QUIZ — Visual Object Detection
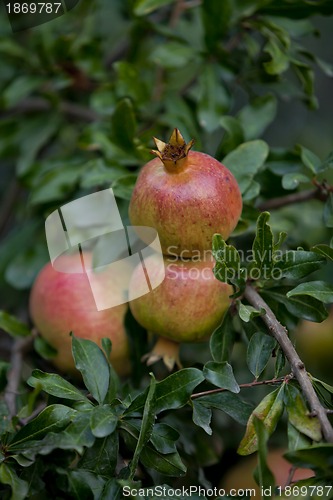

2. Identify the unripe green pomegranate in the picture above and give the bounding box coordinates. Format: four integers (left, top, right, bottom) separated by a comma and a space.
129, 129, 242, 258
129, 255, 232, 343
29, 253, 130, 377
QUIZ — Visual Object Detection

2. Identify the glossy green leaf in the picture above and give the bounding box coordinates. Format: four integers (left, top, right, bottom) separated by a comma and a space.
125, 368, 204, 415
284, 384, 322, 442
296, 144, 321, 174
121, 420, 186, 477
223, 140, 269, 194
90, 405, 118, 438
209, 311, 235, 363
150, 42, 196, 69
247, 332, 276, 379
197, 392, 254, 425
238, 94, 277, 141
0, 310, 30, 337
284, 444, 333, 473
287, 281, 333, 303
8, 405, 75, 451
262, 287, 328, 322
253, 417, 275, 491
311, 244, 333, 262
33, 336, 57, 359
67, 469, 105, 500
149, 423, 179, 454
112, 174, 137, 201
238, 385, 285, 455
192, 401, 212, 435
203, 361, 240, 393
264, 37, 290, 75
3, 75, 43, 107
288, 422, 312, 451
110, 98, 136, 151
71, 335, 110, 404
0, 463, 29, 500
274, 250, 326, 280
129, 374, 156, 480
219, 116, 245, 154
251, 211, 274, 276
79, 433, 119, 477
27, 369, 91, 403
133, 0, 175, 16
238, 303, 265, 323
282, 172, 310, 190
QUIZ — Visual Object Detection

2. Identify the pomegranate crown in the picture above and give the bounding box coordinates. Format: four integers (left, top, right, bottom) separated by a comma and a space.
151, 128, 194, 172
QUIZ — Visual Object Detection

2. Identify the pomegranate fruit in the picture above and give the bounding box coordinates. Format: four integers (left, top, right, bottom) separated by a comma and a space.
29, 253, 130, 377
129, 129, 242, 258
129, 255, 232, 343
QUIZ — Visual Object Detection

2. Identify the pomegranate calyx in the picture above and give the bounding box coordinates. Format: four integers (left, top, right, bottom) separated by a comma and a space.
151, 128, 194, 172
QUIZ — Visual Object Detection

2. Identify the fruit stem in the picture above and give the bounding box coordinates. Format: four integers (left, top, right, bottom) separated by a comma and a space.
151, 128, 194, 172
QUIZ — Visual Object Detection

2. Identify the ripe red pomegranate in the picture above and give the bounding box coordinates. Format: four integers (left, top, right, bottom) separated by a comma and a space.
29, 253, 130, 377
129, 129, 242, 258
129, 255, 232, 343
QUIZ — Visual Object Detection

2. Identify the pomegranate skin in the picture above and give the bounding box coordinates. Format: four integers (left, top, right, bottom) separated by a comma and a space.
129, 255, 232, 343
129, 150, 242, 257
29, 253, 130, 377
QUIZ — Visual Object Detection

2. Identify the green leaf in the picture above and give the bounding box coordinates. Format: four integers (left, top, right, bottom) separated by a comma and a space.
79, 433, 118, 476
219, 116, 245, 155
133, 0, 175, 16
71, 335, 110, 404
238, 94, 277, 141
33, 336, 57, 359
0, 463, 29, 500
110, 98, 136, 151
197, 392, 254, 425
209, 311, 235, 363
287, 281, 333, 303
311, 244, 333, 262
197, 65, 229, 133
27, 370, 91, 403
247, 332, 276, 379
295, 144, 321, 174
288, 422, 312, 451
251, 212, 274, 276
192, 401, 212, 435
238, 303, 265, 323
150, 41, 196, 69
8, 405, 75, 451
67, 469, 105, 500
253, 417, 275, 492
125, 368, 204, 415
121, 420, 186, 477
203, 361, 240, 393
238, 385, 285, 455
129, 374, 156, 480
262, 287, 328, 323
223, 140, 269, 194
3, 75, 43, 107
284, 384, 322, 442
282, 172, 310, 190
90, 405, 118, 438
112, 174, 137, 201
324, 193, 333, 228
285, 444, 333, 474
0, 310, 30, 337
149, 423, 179, 454
264, 37, 290, 75
274, 250, 326, 280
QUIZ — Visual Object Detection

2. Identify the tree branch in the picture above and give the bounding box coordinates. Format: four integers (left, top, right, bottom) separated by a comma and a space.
258, 188, 321, 211
191, 376, 285, 400
0, 97, 99, 122
244, 284, 333, 443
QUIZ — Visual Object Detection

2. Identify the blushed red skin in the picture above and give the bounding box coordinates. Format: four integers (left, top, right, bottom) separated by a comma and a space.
29, 253, 130, 377
129, 256, 233, 343
129, 150, 242, 257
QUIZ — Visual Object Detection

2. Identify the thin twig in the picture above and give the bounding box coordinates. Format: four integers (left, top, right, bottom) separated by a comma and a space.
191, 376, 285, 399
4, 336, 34, 418
0, 97, 99, 122
244, 284, 333, 443
258, 189, 321, 211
